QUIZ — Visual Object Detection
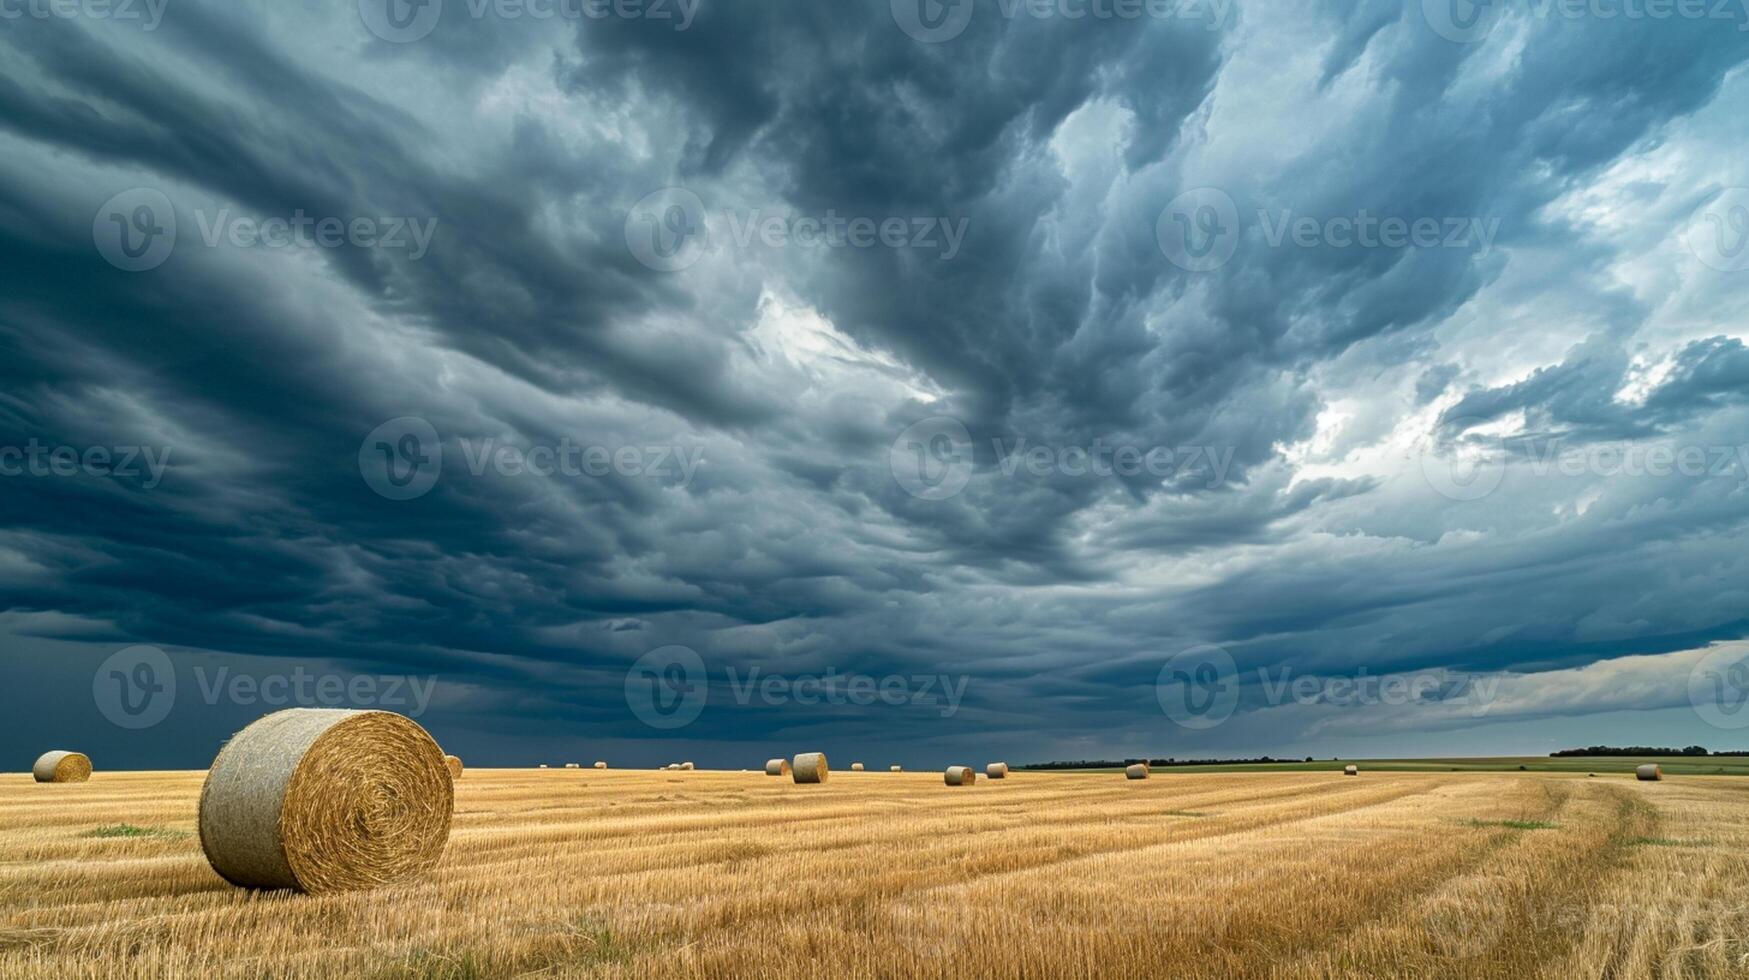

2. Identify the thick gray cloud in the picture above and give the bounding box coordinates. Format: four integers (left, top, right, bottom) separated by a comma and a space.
1, 0, 1748, 769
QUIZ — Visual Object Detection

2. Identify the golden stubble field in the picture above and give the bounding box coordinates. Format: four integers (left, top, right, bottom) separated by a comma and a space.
3, 769, 1748, 979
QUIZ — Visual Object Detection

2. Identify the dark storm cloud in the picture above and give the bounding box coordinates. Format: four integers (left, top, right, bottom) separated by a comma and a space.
0, 0, 1747, 767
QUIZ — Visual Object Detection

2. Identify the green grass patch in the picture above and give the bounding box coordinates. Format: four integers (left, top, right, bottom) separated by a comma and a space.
1467, 819, 1558, 831
81, 824, 191, 840
1629, 836, 1706, 848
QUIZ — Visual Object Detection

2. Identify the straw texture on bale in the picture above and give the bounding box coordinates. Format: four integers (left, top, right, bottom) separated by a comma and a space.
594, 761, 608, 769
445, 755, 464, 779
792, 752, 828, 784
986, 762, 1009, 779
1125, 763, 1150, 780
198, 708, 453, 894
1637, 763, 1663, 781
32, 751, 92, 784
945, 765, 976, 786
1344, 765, 1359, 776
765, 758, 790, 776
851, 763, 865, 771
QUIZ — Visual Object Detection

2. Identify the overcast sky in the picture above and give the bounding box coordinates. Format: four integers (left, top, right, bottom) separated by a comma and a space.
3, 0, 1748, 770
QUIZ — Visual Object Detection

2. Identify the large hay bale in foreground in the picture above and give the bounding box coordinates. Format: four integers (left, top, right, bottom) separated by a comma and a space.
1637, 763, 1663, 781
33, 751, 92, 784
986, 762, 1008, 779
765, 758, 790, 776
792, 752, 828, 784
1125, 763, 1150, 780
1344, 764, 1359, 776
198, 708, 453, 894
945, 765, 976, 786
445, 755, 464, 779
851, 762, 865, 771
594, 761, 608, 770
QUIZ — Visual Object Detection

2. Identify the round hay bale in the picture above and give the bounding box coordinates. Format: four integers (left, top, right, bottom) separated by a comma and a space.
198, 708, 453, 894
1343, 764, 1359, 776
32, 751, 92, 784
1637, 763, 1662, 781
445, 755, 464, 779
594, 761, 608, 770
679, 762, 695, 771
851, 762, 865, 771
986, 762, 1009, 779
890, 765, 902, 772
792, 752, 828, 784
765, 758, 790, 776
1125, 763, 1150, 780
565, 763, 581, 769
945, 765, 976, 786
538, 764, 549, 769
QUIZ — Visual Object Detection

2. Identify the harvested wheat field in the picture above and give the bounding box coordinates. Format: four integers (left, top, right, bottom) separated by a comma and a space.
4, 769, 1749, 978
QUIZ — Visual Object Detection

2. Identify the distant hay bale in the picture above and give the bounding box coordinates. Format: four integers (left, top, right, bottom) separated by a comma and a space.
198, 708, 453, 894
851, 763, 865, 771
1637, 763, 1663, 781
539, 764, 549, 769
1344, 765, 1359, 776
594, 761, 608, 770
986, 762, 1008, 779
445, 755, 464, 779
32, 751, 92, 784
666, 763, 680, 770
565, 763, 581, 769
945, 765, 976, 786
890, 765, 902, 772
1125, 763, 1149, 780
765, 758, 791, 776
679, 762, 695, 771
792, 752, 828, 784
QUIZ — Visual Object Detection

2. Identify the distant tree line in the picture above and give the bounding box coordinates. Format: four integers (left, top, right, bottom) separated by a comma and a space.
1019, 756, 1318, 770
1549, 745, 1724, 757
